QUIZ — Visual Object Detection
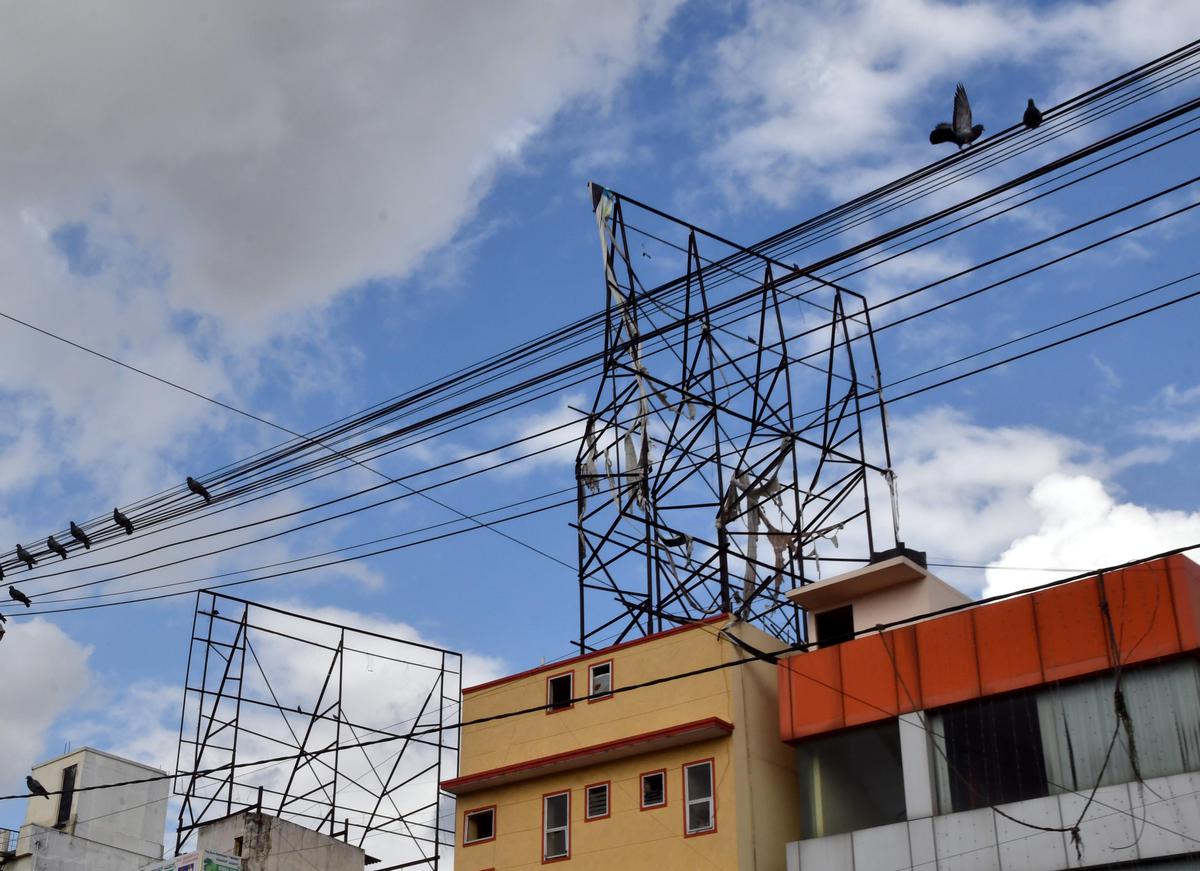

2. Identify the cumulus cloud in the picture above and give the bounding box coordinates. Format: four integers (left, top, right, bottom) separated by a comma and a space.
0, 620, 92, 788
890, 406, 1200, 598
984, 474, 1200, 596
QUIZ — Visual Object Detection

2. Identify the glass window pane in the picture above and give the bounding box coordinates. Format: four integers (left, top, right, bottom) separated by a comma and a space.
545, 793, 568, 828
686, 763, 712, 800
545, 829, 567, 858
797, 719, 906, 839
687, 801, 712, 832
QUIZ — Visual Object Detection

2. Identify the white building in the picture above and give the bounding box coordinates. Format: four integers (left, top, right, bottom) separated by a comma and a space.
4, 747, 169, 871
194, 810, 370, 871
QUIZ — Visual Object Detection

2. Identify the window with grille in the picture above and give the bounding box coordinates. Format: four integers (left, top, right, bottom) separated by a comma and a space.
547, 672, 573, 711
684, 760, 715, 835
463, 806, 495, 845
585, 782, 609, 820
641, 770, 666, 809
589, 661, 612, 699
543, 791, 570, 860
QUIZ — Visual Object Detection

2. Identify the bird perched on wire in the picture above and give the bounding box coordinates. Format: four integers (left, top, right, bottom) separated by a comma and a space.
1023, 98, 1043, 129
0, 611, 7, 623
9, 585, 31, 607
113, 507, 134, 535
930, 82, 984, 149
69, 521, 92, 549
47, 536, 68, 561
186, 476, 213, 504
15, 544, 36, 570
26, 776, 50, 800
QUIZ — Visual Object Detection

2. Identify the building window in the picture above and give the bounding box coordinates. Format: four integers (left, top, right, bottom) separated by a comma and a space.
547, 672, 573, 712
683, 759, 716, 835
588, 661, 612, 700
585, 782, 610, 821
463, 806, 496, 846
931, 691, 1046, 813
815, 605, 854, 648
930, 657, 1200, 814
640, 769, 666, 809
54, 765, 77, 829
796, 719, 906, 838
543, 791, 570, 861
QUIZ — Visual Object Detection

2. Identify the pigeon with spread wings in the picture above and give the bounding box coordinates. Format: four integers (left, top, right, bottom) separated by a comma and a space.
930, 83, 984, 149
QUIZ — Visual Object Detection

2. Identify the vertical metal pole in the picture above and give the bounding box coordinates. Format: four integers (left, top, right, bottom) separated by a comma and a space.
174, 592, 204, 854
331, 632, 344, 836
227, 606, 248, 815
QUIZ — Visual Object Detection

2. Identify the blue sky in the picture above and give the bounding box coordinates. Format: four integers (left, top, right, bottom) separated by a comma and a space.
2, 0, 1200, 862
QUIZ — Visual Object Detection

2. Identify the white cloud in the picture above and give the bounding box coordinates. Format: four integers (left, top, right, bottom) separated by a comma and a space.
984, 474, 1200, 596
889, 406, 1200, 599
704, 0, 1200, 204
892, 406, 1096, 562
0, 619, 92, 789
0, 1, 683, 325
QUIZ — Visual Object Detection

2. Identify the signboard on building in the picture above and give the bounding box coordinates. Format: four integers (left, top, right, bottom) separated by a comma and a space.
142, 849, 242, 871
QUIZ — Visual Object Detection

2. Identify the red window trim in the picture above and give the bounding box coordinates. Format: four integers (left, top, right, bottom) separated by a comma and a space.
587, 660, 614, 703
545, 670, 574, 714
682, 757, 717, 838
640, 768, 668, 811
583, 780, 611, 821
461, 804, 497, 847
541, 789, 571, 864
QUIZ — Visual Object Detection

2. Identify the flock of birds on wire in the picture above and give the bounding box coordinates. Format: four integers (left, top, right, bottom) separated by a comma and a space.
0, 475, 212, 636
929, 83, 1042, 148
0, 83, 1039, 647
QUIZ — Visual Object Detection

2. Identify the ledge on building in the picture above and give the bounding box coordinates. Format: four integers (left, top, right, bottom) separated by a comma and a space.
441, 717, 734, 796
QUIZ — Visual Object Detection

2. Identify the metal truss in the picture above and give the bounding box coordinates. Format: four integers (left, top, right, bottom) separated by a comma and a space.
174, 591, 462, 868
575, 184, 901, 651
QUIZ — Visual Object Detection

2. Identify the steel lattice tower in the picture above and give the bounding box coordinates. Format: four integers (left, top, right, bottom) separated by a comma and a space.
575, 184, 901, 651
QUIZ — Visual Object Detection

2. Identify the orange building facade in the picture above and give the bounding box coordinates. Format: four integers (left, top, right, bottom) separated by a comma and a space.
446, 552, 1200, 870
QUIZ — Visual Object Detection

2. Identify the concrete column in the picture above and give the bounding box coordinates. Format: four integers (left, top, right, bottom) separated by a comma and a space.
899, 712, 935, 820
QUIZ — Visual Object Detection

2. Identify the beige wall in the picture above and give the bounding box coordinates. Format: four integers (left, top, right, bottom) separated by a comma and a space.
726, 624, 804, 871
454, 618, 804, 870
455, 737, 736, 871
459, 620, 734, 779
805, 576, 970, 640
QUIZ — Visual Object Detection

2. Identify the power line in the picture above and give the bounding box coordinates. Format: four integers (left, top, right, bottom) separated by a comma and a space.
4, 538, 1199, 803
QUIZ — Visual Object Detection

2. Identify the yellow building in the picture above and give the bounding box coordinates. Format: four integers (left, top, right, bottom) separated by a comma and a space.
442, 615, 800, 870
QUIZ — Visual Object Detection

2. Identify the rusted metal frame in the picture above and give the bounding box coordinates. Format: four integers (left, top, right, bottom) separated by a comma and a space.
577, 526, 657, 638
833, 290, 876, 554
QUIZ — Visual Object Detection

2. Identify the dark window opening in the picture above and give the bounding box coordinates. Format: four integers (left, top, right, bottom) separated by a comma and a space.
939, 692, 1047, 812
548, 673, 573, 710
54, 765, 77, 829
797, 719, 906, 838
233, 836, 244, 856
641, 771, 666, 808
815, 605, 855, 648
464, 807, 495, 844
